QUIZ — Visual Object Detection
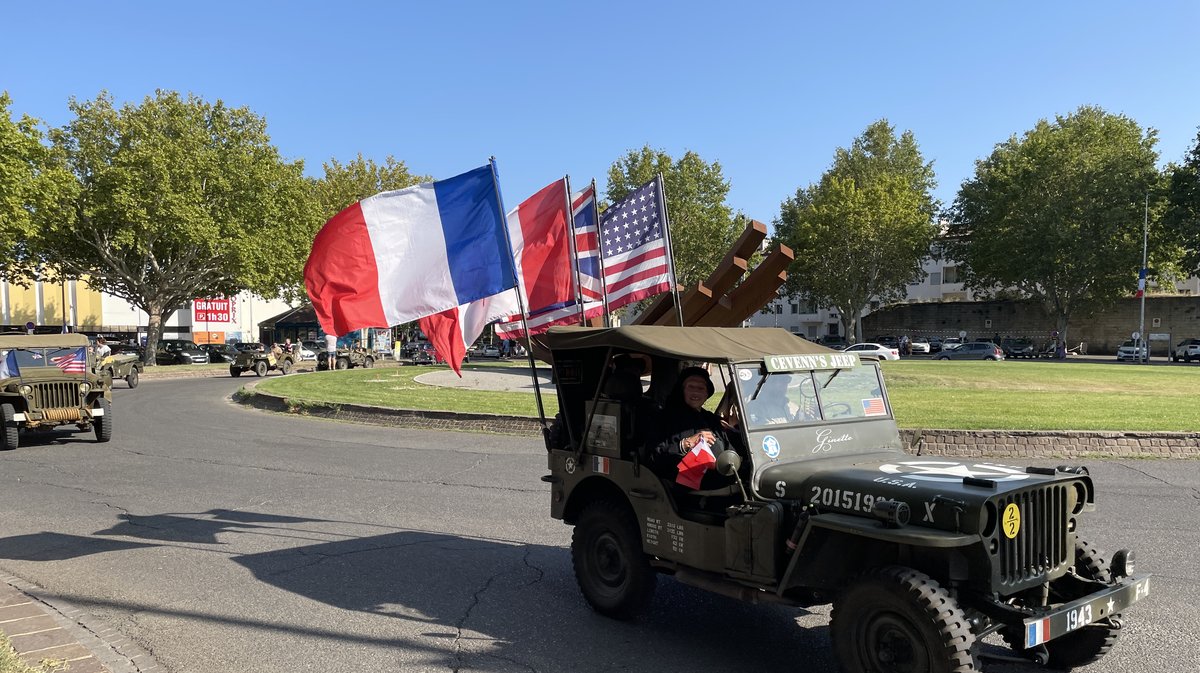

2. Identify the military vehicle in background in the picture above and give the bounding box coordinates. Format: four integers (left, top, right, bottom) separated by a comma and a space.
316, 347, 376, 371
96, 352, 143, 388
229, 346, 301, 377
0, 333, 113, 450
539, 325, 1148, 673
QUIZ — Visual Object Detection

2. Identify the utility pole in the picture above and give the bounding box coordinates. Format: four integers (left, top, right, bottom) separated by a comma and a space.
1138, 193, 1148, 364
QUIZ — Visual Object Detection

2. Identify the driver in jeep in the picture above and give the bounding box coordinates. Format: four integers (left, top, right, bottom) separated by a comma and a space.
647, 366, 737, 490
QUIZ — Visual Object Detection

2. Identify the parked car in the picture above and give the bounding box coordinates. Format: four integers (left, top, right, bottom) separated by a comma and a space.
156, 339, 210, 365
817, 335, 847, 349
927, 336, 943, 353
199, 343, 239, 363
934, 342, 1004, 360
1172, 338, 1200, 362
941, 337, 963, 351
1001, 337, 1036, 359
874, 335, 899, 349
1116, 340, 1148, 362
909, 337, 931, 354
482, 345, 502, 358
841, 342, 900, 360
297, 345, 317, 361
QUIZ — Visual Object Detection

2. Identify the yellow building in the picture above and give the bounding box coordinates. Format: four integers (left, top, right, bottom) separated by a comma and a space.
2, 279, 104, 332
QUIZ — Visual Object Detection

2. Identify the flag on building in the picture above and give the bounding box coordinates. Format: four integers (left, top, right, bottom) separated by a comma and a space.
599, 177, 672, 311
304, 164, 515, 338
0, 351, 19, 379
420, 179, 577, 373
51, 347, 87, 374
494, 186, 605, 340
1135, 268, 1147, 298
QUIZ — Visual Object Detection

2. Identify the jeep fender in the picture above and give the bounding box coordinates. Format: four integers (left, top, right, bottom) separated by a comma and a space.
561, 476, 632, 525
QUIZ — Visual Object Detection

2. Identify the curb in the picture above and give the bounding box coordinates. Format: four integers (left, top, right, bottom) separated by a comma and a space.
1, 572, 159, 673
234, 381, 1200, 458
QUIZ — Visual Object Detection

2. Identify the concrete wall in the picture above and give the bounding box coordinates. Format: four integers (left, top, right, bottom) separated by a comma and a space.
862, 296, 1200, 354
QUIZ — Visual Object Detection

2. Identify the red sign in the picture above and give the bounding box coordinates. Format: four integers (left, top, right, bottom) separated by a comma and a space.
194, 298, 233, 323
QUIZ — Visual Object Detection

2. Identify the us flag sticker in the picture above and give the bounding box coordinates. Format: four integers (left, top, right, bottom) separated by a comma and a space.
862, 397, 886, 416
591, 456, 610, 474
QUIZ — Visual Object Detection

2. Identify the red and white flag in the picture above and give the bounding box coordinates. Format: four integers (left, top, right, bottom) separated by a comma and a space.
675, 438, 716, 490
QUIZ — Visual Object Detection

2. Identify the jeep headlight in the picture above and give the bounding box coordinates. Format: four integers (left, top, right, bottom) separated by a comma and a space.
79, 382, 91, 394
19, 384, 32, 396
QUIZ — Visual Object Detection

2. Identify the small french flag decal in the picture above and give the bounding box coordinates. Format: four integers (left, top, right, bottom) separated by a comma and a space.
592, 456, 610, 474
1026, 618, 1051, 648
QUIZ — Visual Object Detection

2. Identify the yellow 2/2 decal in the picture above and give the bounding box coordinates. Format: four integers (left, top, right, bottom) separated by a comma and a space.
1003, 503, 1021, 539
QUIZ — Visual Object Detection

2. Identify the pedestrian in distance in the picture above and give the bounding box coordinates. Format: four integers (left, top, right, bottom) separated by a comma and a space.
324, 333, 337, 370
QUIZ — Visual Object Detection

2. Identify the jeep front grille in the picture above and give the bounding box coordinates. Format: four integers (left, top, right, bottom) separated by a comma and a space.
997, 485, 1069, 587
32, 382, 83, 410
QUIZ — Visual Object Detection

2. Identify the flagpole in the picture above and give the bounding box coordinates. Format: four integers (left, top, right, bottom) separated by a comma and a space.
593, 179, 612, 327
656, 172, 685, 326
563, 176, 586, 326
489, 157, 548, 428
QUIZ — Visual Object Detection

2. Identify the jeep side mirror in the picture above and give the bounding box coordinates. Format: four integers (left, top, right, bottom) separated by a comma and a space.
716, 450, 741, 476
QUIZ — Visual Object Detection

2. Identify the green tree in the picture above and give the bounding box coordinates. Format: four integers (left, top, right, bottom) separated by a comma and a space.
947, 106, 1166, 346
313, 153, 429, 220
1165, 129, 1200, 273
774, 120, 938, 341
606, 146, 740, 287
29, 90, 318, 361
0, 92, 77, 277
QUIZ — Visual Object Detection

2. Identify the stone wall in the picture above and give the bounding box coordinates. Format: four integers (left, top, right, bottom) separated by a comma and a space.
863, 296, 1200, 354
900, 429, 1200, 458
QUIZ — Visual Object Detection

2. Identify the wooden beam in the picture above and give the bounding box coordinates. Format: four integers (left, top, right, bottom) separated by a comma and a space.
725, 244, 794, 325
648, 283, 713, 325
704, 256, 748, 297
690, 294, 736, 327
631, 284, 682, 325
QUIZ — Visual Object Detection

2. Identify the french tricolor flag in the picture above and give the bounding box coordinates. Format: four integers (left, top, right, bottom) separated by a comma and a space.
1025, 617, 1051, 648
304, 165, 514, 338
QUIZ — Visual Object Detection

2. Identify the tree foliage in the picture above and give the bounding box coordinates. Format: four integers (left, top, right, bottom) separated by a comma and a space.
1165, 129, 1200, 274
946, 106, 1165, 343
606, 146, 739, 286
313, 153, 429, 221
27, 90, 317, 360
774, 120, 938, 341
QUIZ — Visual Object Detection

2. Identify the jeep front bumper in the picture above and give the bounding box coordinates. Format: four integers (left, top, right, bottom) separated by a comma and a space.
1022, 573, 1150, 648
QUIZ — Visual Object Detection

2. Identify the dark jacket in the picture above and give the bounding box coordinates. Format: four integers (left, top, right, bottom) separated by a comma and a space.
648, 402, 729, 487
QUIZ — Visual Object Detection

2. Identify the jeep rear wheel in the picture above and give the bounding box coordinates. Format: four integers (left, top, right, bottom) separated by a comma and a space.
571, 499, 656, 620
230, 366, 242, 377
125, 368, 140, 389
336, 357, 350, 370
1, 403, 18, 451
363, 357, 374, 368
1042, 540, 1121, 669
94, 398, 112, 443
279, 358, 293, 375
831, 566, 977, 673
254, 360, 268, 377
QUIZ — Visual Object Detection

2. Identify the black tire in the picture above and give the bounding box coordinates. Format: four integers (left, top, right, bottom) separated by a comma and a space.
230, 366, 242, 378
1, 403, 19, 451
125, 368, 140, 389
1042, 540, 1121, 669
336, 357, 350, 370
94, 398, 112, 443
570, 499, 656, 620
831, 566, 977, 673
254, 360, 268, 377
278, 358, 293, 375
363, 357, 374, 369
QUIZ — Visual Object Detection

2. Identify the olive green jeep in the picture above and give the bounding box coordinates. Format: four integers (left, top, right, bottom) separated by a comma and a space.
0, 333, 113, 450
230, 347, 300, 377
315, 348, 375, 371
96, 352, 143, 389
538, 326, 1148, 673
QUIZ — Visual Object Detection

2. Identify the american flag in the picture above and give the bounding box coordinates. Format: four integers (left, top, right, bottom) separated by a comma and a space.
495, 186, 605, 340
861, 397, 887, 416
51, 347, 88, 374
599, 177, 672, 311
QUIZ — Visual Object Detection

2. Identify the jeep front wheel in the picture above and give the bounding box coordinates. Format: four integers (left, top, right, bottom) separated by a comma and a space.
831, 566, 977, 673
94, 398, 112, 443
570, 499, 656, 620
1, 403, 18, 451
363, 357, 374, 369
279, 358, 293, 375
1041, 540, 1121, 669
254, 360, 268, 377
229, 366, 242, 377
125, 368, 140, 389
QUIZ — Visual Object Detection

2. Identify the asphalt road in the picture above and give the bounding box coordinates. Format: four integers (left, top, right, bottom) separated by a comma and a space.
0, 376, 1196, 672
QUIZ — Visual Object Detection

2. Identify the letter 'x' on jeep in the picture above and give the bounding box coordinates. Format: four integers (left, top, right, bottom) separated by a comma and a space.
536, 326, 1148, 673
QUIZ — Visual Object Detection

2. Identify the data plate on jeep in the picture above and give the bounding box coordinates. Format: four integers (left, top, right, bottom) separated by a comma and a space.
1023, 574, 1150, 648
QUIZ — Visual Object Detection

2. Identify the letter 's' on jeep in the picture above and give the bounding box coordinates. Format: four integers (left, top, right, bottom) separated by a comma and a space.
0, 333, 113, 450
536, 326, 1148, 672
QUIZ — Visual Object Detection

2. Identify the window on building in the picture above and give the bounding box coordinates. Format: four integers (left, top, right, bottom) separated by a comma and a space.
942, 266, 959, 284
930, 271, 942, 285
790, 302, 799, 314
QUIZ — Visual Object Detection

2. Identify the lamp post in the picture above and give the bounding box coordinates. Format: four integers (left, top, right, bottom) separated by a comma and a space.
1138, 194, 1148, 364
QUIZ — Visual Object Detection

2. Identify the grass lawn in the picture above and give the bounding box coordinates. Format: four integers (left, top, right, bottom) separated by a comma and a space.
255, 362, 558, 417
254, 358, 1197, 432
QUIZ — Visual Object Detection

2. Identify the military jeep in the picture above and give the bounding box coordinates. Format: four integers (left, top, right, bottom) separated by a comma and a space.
229, 348, 300, 377
315, 348, 375, 371
96, 352, 143, 389
538, 326, 1148, 673
0, 333, 113, 450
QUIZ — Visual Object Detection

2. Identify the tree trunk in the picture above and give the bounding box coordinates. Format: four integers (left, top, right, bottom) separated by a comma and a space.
1055, 312, 1070, 359
841, 313, 858, 345
144, 302, 165, 367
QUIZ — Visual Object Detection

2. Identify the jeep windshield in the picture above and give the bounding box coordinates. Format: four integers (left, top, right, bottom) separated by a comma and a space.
2, 347, 86, 370
738, 362, 890, 430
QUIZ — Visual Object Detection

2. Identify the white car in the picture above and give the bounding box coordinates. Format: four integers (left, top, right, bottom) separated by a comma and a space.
909, 338, 931, 354
1116, 340, 1147, 362
1173, 338, 1200, 363
842, 342, 900, 361
941, 337, 964, 351
298, 346, 317, 361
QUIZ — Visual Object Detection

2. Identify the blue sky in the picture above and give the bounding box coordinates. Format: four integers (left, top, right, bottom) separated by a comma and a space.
3, 1, 1197, 226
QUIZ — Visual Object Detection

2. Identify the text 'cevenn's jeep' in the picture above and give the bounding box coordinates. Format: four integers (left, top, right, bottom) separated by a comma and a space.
230, 347, 300, 377
538, 326, 1148, 673
0, 333, 113, 450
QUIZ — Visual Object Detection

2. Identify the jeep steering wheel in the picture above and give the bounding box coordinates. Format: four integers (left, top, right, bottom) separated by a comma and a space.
825, 402, 853, 418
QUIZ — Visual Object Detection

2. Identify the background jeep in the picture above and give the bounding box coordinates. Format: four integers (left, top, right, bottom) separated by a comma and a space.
230, 347, 301, 377
96, 351, 143, 388
538, 326, 1147, 673
316, 348, 375, 371
0, 333, 113, 450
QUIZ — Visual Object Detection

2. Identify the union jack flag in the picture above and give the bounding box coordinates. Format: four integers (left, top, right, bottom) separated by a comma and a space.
51, 347, 88, 374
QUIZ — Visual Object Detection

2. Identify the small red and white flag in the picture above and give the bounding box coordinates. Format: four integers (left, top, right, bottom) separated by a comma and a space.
675, 438, 716, 490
